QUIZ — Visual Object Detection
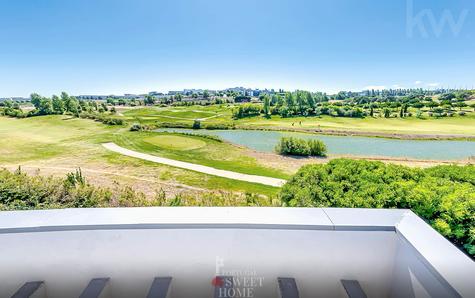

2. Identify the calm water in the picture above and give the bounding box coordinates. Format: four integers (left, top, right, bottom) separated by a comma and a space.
155, 128, 475, 160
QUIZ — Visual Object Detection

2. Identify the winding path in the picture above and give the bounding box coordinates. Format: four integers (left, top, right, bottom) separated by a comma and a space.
102, 143, 286, 187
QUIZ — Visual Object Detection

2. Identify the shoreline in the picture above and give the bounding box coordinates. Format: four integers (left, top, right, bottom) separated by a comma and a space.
235, 125, 475, 141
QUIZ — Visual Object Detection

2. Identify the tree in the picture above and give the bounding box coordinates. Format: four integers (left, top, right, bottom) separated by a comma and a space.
52, 95, 65, 114
60, 92, 70, 102
439, 93, 455, 101
284, 92, 295, 112
30, 93, 42, 109
413, 102, 424, 109
38, 98, 54, 115
454, 102, 467, 111
174, 94, 183, 101
144, 95, 155, 105
426, 101, 439, 111
295, 92, 306, 113
66, 97, 80, 115
203, 90, 210, 99
384, 108, 391, 118
101, 102, 108, 112
263, 95, 271, 118
306, 92, 316, 109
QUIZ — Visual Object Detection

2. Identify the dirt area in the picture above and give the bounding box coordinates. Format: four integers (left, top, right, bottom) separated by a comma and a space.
0, 160, 206, 200
247, 149, 473, 174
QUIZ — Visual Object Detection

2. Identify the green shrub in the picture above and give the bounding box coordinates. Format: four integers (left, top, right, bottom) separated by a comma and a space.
308, 139, 327, 156
79, 112, 125, 125
279, 159, 475, 257
192, 119, 201, 129
130, 123, 143, 131
275, 137, 326, 157
0, 168, 277, 210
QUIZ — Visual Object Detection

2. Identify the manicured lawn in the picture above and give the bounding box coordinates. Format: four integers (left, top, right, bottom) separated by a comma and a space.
112, 131, 289, 179
237, 114, 475, 136
122, 105, 233, 125
144, 135, 206, 150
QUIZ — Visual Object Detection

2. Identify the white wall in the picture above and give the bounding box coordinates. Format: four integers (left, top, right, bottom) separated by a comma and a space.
1, 229, 397, 298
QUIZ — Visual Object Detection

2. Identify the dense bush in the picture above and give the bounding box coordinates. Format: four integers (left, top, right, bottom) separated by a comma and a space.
192, 119, 201, 129
2, 107, 26, 118
0, 168, 277, 210
275, 137, 327, 157
79, 112, 125, 125
130, 123, 155, 131
279, 159, 475, 256
307, 139, 327, 156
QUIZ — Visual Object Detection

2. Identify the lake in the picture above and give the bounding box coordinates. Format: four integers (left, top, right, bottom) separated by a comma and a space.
155, 128, 475, 160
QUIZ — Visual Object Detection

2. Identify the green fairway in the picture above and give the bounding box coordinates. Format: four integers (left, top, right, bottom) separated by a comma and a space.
122, 105, 233, 125
144, 135, 206, 150
112, 131, 289, 179
236, 114, 475, 136
0, 115, 282, 196
119, 105, 475, 137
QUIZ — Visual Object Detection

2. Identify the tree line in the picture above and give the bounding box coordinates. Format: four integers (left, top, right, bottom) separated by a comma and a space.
0, 92, 124, 125
232, 90, 475, 119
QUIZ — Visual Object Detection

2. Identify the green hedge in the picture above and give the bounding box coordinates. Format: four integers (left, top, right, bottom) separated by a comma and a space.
79, 112, 125, 125
279, 159, 475, 257
275, 137, 327, 157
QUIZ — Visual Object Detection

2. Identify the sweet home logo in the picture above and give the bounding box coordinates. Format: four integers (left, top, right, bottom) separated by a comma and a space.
213, 257, 265, 298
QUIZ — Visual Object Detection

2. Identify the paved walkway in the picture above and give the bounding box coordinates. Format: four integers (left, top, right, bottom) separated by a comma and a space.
102, 143, 287, 187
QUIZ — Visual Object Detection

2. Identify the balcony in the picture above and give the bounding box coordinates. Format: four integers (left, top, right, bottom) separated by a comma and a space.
0, 207, 473, 298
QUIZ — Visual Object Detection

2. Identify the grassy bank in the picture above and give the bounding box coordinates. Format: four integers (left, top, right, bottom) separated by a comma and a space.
0, 168, 280, 210
119, 105, 475, 139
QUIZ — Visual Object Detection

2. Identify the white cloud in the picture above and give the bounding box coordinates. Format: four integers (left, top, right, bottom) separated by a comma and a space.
364, 85, 386, 90
392, 84, 405, 89
427, 82, 440, 88
414, 80, 422, 85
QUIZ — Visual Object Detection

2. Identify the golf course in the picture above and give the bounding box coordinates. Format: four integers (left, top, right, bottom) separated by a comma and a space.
1, 102, 474, 200
1, 98, 474, 256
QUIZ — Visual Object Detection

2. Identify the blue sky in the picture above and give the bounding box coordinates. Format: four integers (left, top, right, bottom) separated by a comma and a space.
0, 0, 474, 97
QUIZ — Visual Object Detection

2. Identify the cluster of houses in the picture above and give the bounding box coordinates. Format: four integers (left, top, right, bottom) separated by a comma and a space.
72, 87, 277, 102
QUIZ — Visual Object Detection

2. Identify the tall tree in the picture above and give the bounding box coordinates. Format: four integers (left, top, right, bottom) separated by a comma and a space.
263, 95, 271, 118
52, 95, 65, 114
30, 93, 42, 109
38, 98, 54, 115
306, 92, 315, 109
